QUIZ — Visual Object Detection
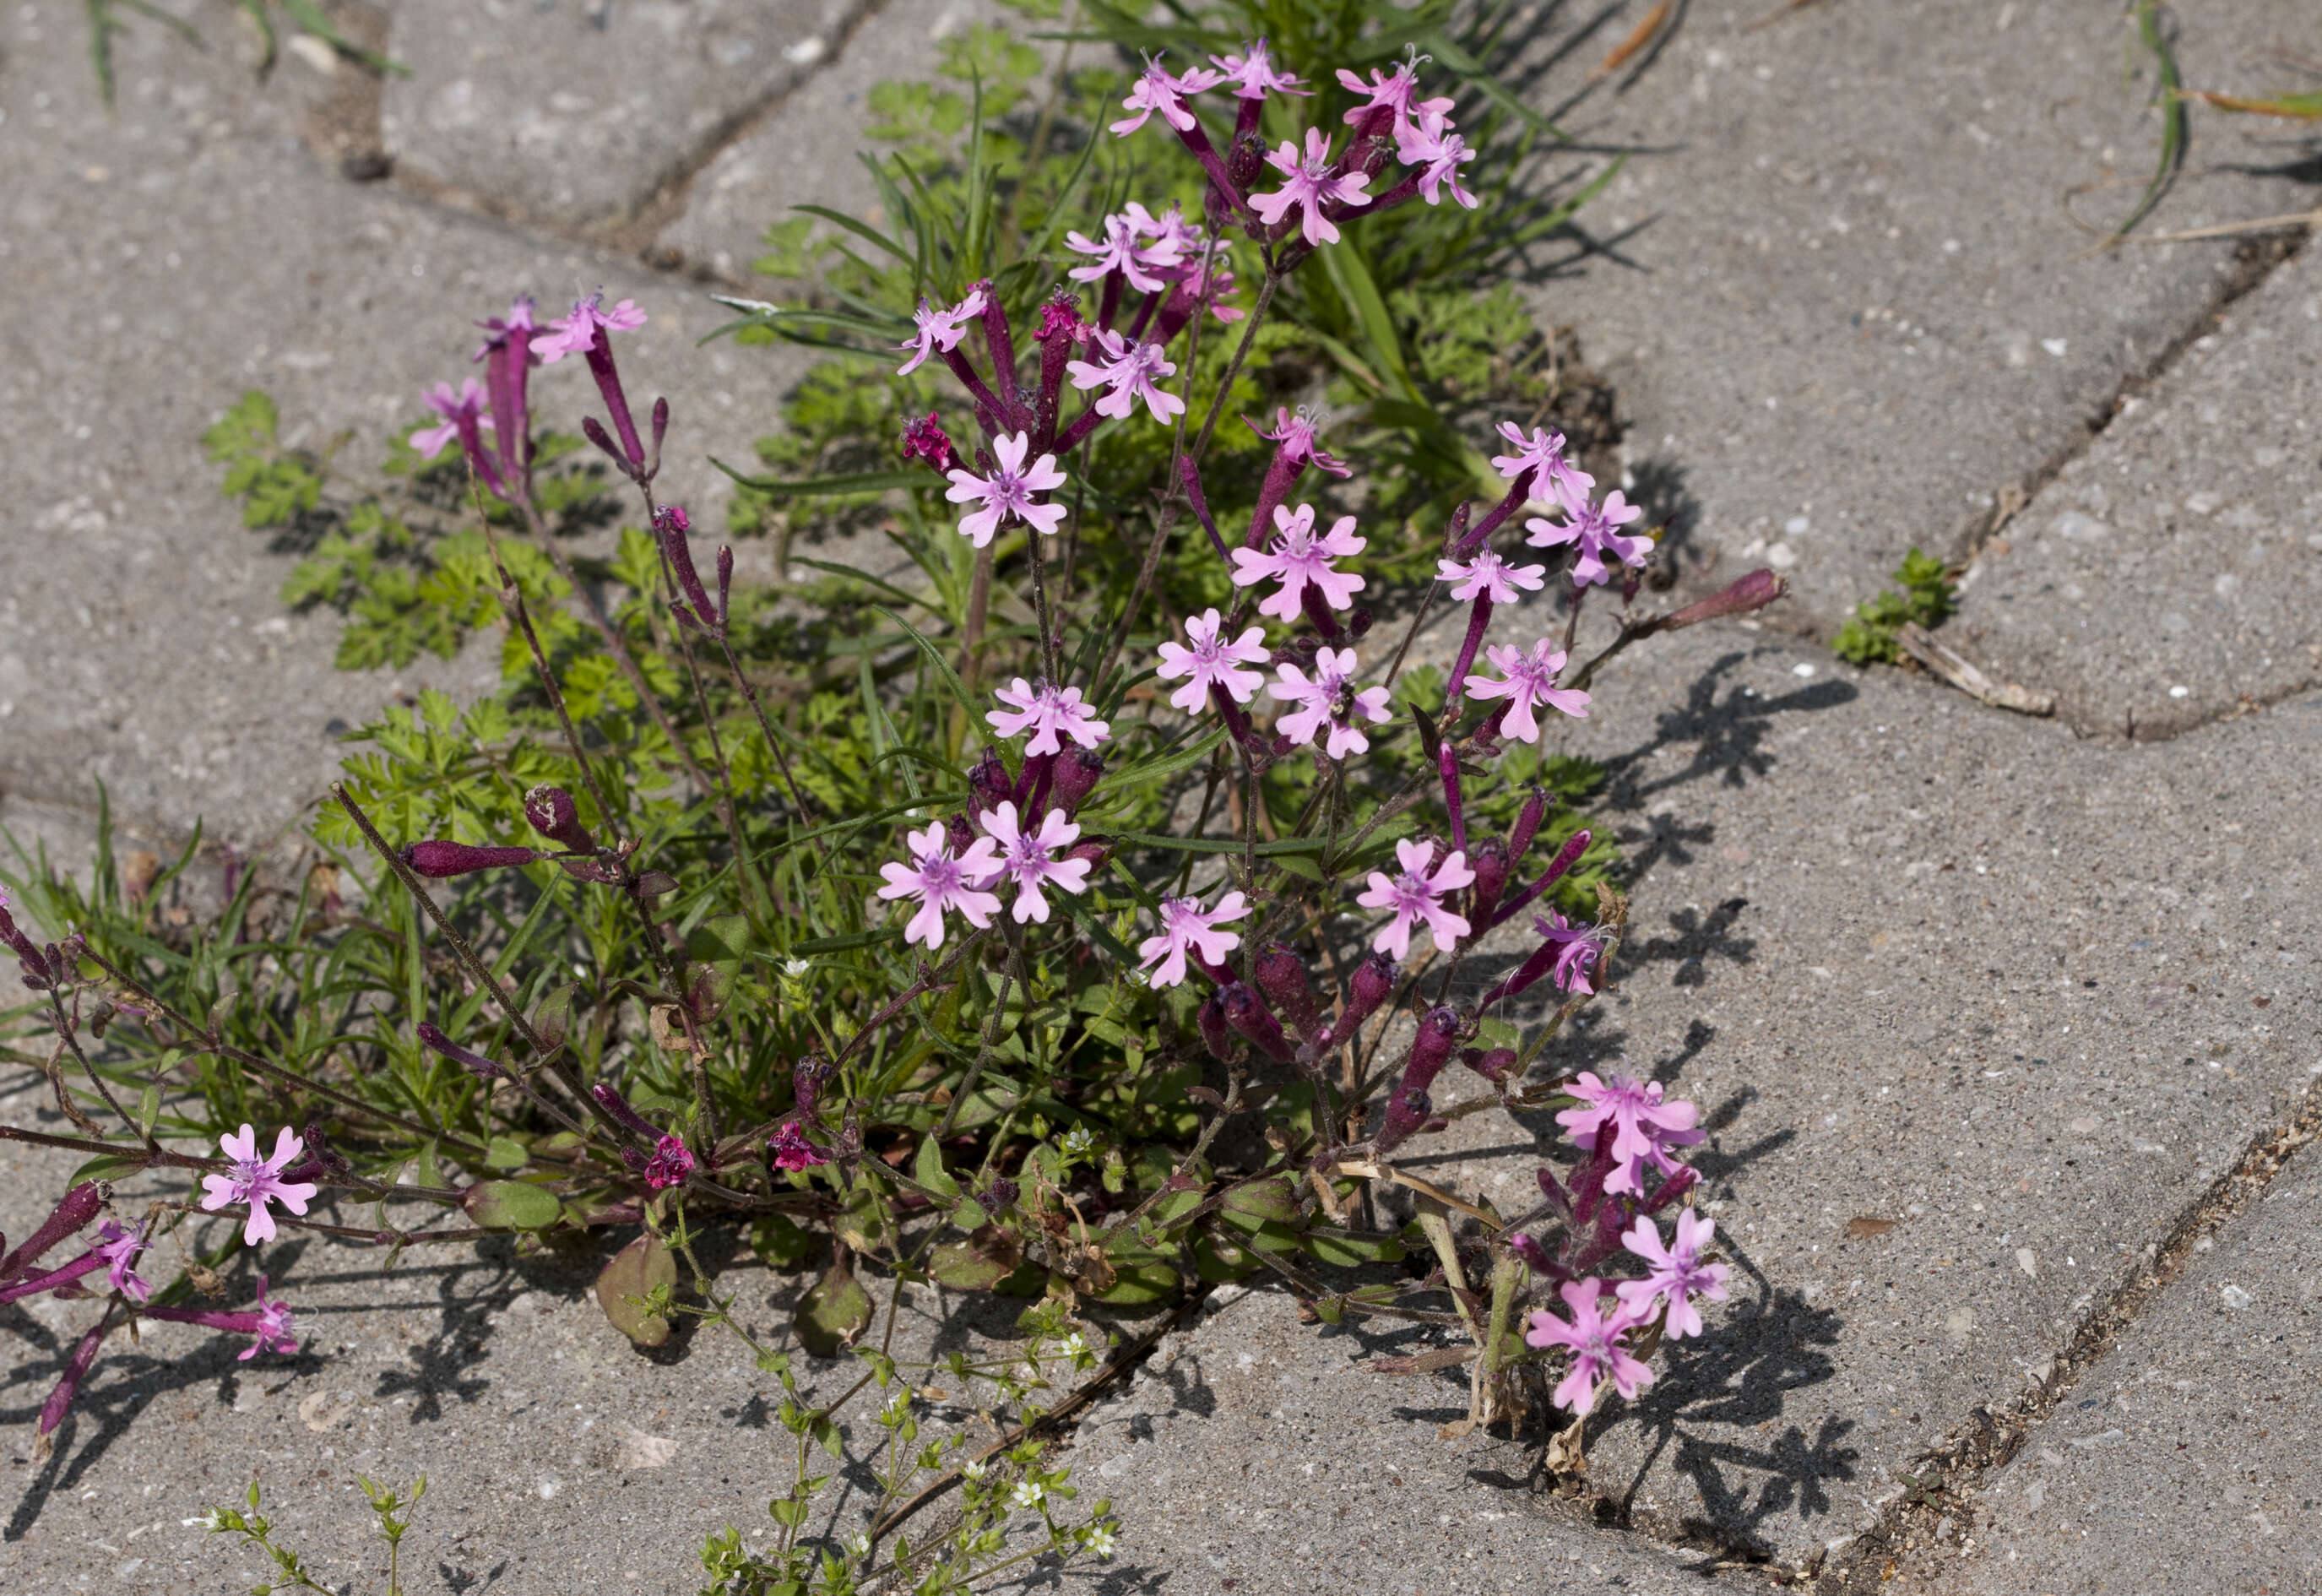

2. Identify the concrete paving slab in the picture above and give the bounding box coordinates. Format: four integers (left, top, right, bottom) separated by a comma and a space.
377, 0, 871, 231
1947, 236, 2322, 741
1508, 0, 2315, 629
1961, 1137, 2322, 1595
0, 14, 811, 847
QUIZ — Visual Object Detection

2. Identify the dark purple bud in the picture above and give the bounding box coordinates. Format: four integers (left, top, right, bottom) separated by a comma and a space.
974, 1175, 1019, 1214
791, 1053, 836, 1120
402, 841, 541, 878
417, 1023, 504, 1080
1468, 838, 1509, 926
583, 328, 647, 471
1374, 1084, 1433, 1156
1220, 982, 1294, 1062
1346, 606, 1373, 639
35, 1312, 111, 1451
581, 414, 627, 469
1641, 1165, 1699, 1213
297, 1120, 350, 1181
0, 1251, 105, 1307
0, 1182, 104, 1286
901, 412, 957, 477
1050, 747, 1104, 818
1461, 1046, 1516, 1086
559, 856, 626, 885
650, 395, 670, 461
1321, 950, 1397, 1048
1508, 785, 1550, 865
715, 546, 734, 628
967, 746, 1014, 818
656, 504, 722, 632
589, 1082, 662, 1141
1659, 568, 1787, 632
1374, 1008, 1462, 1156
945, 812, 977, 855
524, 784, 594, 852
1253, 943, 1321, 1040
1196, 991, 1238, 1064
1489, 828, 1595, 932
1506, 1231, 1556, 1278
1062, 836, 1114, 874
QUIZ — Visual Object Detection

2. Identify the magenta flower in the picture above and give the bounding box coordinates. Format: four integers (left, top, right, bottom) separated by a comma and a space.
1356, 839, 1476, 960
877, 822, 1003, 950
1211, 38, 1309, 99
1066, 212, 1179, 294
410, 378, 494, 461
1616, 1211, 1730, 1340
897, 287, 988, 376
1137, 890, 1248, 989
198, 1125, 320, 1246
1395, 113, 1478, 209
1463, 640, 1591, 741
1525, 1278, 1655, 1417
945, 432, 1068, 547
901, 411, 957, 475
1268, 646, 1391, 759
1066, 329, 1185, 425
241, 1275, 299, 1360
1533, 909, 1609, 998
641, 1134, 695, 1192
1489, 421, 1593, 500
1526, 486, 1653, 588
768, 1121, 831, 1173
1337, 60, 1454, 138
1437, 547, 1546, 605
1229, 502, 1366, 622
1555, 1071, 1704, 1197
987, 679, 1109, 756
1110, 53, 1223, 135
529, 292, 647, 364
980, 801, 1094, 925
94, 1220, 150, 1306
1250, 406, 1353, 477
1249, 128, 1371, 246
1155, 609, 1270, 714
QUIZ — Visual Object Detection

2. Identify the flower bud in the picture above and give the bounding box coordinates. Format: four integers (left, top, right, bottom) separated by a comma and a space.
791, 1053, 836, 1120
1253, 943, 1321, 1040
1468, 837, 1509, 926
901, 411, 957, 476
1220, 982, 1294, 1061
417, 1023, 504, 1080
1226, 128, 1267, 191
967, 747, 1014, 818
1461, 1046, 1516, 1086
1063, 836, 1115, 873
1321, 950, 1397, 1048
1346, 606, 1373, 639
1508, 785, 1549, 866
401, 841, 541, 878
945, 812, 978, 856
1196, 991, 1237, 1064
1051, 747, 1105, 818
1658, 568, 1787, 632
589, 1082, 663, 1141
524, 784, 594, 852
1373, 1007, 1462, 1156
0, 1181, 105, 1286
1506, 1231, 1555, 1277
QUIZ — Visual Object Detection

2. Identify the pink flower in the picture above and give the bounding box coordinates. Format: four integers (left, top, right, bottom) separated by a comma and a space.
1268, 646, 1391, 759
1229, 502, 1366, 622
768, 1121, 831, 1172
1396, 114, 1478, 209
1533, 909, 1609, 998
642, 1133, 695, 1192
1616, 1211, 1730, 1340
945, 432, 1068, 547
241, 1276, 299, 1360
1526, 486, 1652, 588
529, 292, 647, 364
1211, 38, 1309, 99
94, 1220, 150, 1305
1524, 1278, 1655, 1416
1357, 839, 1476, 959
1555, 1071, 1704, 1197
1065, 213, 1180, 294
979, 801, 1094, 925
898, 287, 988, 376
410, 378, 493, 460
198, 1125, 320, 1246
1250, 406, 1353, 477
987, 679, 1109, 756
1111, 53, 1223, 135
1250, 128, 1371, 247
1489, 421, 1593, 500
1155, 609, 1270, 714
1336, 60, 1453, 134
1137, 890, 1248, 989
1066, 329, 1185, 425
876, 822, 1003, 949
1463, 640, 1591, 741
1437, 547, 1545, 605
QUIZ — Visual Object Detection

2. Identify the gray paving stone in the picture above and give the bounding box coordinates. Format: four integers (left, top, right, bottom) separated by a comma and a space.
1963, 1138, 2322, 1594
1947, 237, 2322, 741
377, 0, 871, 231
0, 14, 810, 847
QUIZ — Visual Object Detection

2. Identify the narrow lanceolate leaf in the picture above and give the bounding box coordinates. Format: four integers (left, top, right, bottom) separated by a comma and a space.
2179, 89, 2322, 119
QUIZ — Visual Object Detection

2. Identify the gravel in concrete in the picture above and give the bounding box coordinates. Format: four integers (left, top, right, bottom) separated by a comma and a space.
1948, 237, 2322, 741
1963, 1138, 2322, 1594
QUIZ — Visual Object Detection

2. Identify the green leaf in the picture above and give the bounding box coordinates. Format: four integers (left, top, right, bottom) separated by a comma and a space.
751, 1213, 817, 1271
914, 1134, 961, 1202
1218, 1175, 1304, 1226
595, 1235, 678, 1345
875, 606, 977, 715
1298, 1226, 1408, 1267
795, 1262, 873, 1355
708, 462, 926, 498
68, 1152, 150, 1186
482, 1137, 529, 1172
464, 1180, 562, 1230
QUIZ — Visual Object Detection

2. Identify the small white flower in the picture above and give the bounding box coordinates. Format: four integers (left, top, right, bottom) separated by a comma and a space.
962, 1458, 988, 1480
883, 1388, 911, 1421
1059, 1126, 1095, 1159
844, 1529, 871, 1558
782, 957, 811, 978
1059, 1331, 1089, 1360
1010, 1479, 1047, 1510
1086, 1522, 1119, 1559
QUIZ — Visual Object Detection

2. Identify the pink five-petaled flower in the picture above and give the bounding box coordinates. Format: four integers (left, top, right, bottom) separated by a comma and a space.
979, 801, 1094, 926
94, 1220, 151, 1306
1229, 502, 1366, 622
768, 1121, 831, 1173
1463, 639, 1591, 741
1336, 59, 1454, 137
876, 822, 1003, 950
1555, 1071, 1705, 1196
529, 292, 647, 364
241, 1276, 299, 1361
1154, 609, 1270, 714
1136, 890, 1248, 990
641, 1133, 695, 1192
410, 378, 494, 461
1250, 128, 1371, 247
1533, 909, 1609, 998
198, 1125, 320, 1246
1065, 329, 1185, 425
1524, 1278, 1655, 1417
1396, 112, 1478, 209
1437, 547, 1546, 605
1268, 645, 1391, 759
1616, 1211, 1731, 1340
1489, 421, 1594, 499
1065, 212, 1180, 294
1526, 485, 1652, 588
987, 679, 1110, 756
1110, 53, 1223, 135
945, 432, 1068, 548
1251, 405, 1353, 477
1356, 839, 1477, 959
897, 287, 988, 376
1211, 38, 1309, 99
